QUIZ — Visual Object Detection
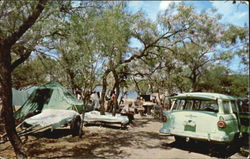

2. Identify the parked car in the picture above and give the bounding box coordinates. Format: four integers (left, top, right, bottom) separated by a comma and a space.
160, 92, 244, 145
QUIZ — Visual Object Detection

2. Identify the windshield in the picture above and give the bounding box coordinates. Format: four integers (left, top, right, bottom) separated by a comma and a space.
173, 99, 218, 113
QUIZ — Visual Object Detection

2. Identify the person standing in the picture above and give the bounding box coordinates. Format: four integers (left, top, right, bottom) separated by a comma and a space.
110, 91, 116, 113
135, 97, 145, 116
90, 91, 100, 111
121, 102, 135, 124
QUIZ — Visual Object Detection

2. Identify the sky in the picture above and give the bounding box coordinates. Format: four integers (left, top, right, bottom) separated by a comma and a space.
127, 1, 249, 73
127, 1, 249, 26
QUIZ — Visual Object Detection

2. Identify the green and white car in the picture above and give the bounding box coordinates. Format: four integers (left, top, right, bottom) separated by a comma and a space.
160, 92, 243, 144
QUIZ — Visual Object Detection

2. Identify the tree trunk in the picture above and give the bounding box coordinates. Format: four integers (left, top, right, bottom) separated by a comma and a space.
112, 70, 120, 116
100, 69, 110, 115
112, 84, 120, 116
0, 48, 27, 158
119, 90, 127, 105
191, 73, 197, 92
69, 71, 77, 95
133, 77, 141, 95
0, 1, 47, 157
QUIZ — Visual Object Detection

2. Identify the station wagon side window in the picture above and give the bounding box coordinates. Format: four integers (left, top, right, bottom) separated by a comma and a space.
222, 101, 231, 114
231, 101, 238, 113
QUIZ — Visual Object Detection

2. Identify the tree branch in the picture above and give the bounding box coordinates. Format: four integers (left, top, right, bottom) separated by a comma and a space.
124, 27, 189, 64
4, 0, 48, 48
10, 48, 33, 72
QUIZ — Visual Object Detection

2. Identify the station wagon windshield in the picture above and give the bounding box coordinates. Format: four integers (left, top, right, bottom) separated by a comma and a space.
173, 99, 218, 113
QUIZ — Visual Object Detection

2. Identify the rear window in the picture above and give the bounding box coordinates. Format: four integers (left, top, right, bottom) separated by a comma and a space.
222, 101, 231, 114
173, 99, 218, 113
231, 101, 238, 113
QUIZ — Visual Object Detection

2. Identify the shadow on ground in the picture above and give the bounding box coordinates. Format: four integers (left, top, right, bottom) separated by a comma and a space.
11, 115, 244, 159
22, 116, 172, 158
84, 123, 127, 130
25, 129, 132, 158
162, 139, 242, 158
31, 128, 72, 139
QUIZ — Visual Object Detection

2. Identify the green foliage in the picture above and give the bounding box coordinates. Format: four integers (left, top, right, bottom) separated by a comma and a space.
12, 56, 54, 89
198, 66, 248, 97
129, 3, 248, 96
5, 1, 248, 98
222, 25, 248, 44
228, 74, 248, 97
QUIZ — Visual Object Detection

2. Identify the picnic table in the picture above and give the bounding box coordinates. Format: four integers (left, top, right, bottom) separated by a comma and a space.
143, 102, 156, 115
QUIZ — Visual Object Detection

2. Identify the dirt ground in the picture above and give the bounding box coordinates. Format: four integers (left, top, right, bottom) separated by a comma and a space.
0, 114, 248, 159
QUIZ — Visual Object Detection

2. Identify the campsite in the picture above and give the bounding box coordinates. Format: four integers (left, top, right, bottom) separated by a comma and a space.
0, 83, 249, 158
0, 114, 247, 159
0, 1, 249, 159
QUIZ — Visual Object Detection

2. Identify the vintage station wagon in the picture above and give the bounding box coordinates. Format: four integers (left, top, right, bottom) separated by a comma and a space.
160, 92, 243, 144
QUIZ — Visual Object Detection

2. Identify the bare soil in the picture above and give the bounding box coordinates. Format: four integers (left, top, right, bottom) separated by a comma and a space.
0, 114, 247, 159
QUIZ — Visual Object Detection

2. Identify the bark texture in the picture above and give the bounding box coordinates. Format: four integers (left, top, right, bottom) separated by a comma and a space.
0, 49, 26, 158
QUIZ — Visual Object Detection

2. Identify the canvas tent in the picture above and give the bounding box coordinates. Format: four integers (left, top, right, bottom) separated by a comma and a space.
15, 81, 84, 120
12, 88, 29, 106
25, 86, 38, 95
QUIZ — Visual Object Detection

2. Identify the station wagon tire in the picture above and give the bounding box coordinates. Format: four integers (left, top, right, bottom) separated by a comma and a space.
70, 115, 81, 137
228, 134, 241, 152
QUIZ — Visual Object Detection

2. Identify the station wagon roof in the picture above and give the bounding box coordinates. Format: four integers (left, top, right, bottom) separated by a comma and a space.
170, 92, 236, 100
